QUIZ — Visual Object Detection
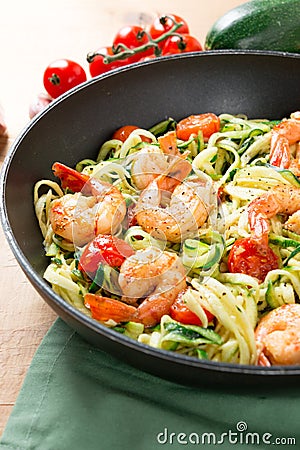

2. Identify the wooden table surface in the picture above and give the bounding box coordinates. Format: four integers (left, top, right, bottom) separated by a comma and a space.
0, 0, 246, 435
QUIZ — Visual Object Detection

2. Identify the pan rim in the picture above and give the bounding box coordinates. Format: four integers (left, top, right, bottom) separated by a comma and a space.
1, 49, 300, 379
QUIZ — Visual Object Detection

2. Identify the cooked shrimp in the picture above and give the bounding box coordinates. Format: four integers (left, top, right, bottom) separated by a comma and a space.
131, 131, 185, 190
269, 111, 300, 175
135, 155, 209, 243
84, 247, 187, 327
157, 130, 180, 156
50, 162, 126, 246
248, 184, 300, 245
228, 184, 300, 281
131, 146, 169, 190
120, 247, 187, 325
255, 303, 300, 366
119, 247, 186, 298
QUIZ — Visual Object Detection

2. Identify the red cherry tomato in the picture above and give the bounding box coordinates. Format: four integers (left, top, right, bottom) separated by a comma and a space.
112, 125, 151, 143
43, 59, 87, 99
228, 237, 279, 283
149, 14, 189, 48
170, 292, 214, 326
113, 25, 152, 62
161, 34, 203, 55
176, 113, 220, 141
79, 234, 135, 276
88, 46, 132, 77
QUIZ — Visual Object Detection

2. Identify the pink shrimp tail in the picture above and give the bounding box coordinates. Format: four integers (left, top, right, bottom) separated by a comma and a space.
158, 130, 178, 155
135, 295, 175, 328
257, 352, 271, 367
269, 134, 290, 168
248, 203, 271, 247
156, 151, 192, 193
84, 294, 136, 323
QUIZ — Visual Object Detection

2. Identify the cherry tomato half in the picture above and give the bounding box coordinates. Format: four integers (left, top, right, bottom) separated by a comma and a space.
43, 59, 87, 99
176, 113, 220, 141
149, 14, 189, 48
88, 46, 132, 77
112, 125, 151, 143
113, 25, 152, 62
170, 292, 214, 326
161, 34, 203, 55
227, 237, 279, 283
79, 234, 135, 276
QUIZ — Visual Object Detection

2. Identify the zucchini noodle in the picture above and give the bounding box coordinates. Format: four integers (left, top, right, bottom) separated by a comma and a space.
34, 112, 300, 366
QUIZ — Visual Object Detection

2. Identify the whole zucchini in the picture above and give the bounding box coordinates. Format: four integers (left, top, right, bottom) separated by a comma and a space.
205, 0, 300, 53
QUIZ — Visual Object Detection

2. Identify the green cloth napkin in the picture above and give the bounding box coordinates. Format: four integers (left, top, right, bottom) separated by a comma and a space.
1, 319, 299, 450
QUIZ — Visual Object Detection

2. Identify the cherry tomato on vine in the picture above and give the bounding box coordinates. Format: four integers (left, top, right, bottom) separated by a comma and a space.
88, 46, 132, 77
170, 292, 214, 326
112, 125, 151, 143
176, 113, 220, 141
227, 237, 279, 283
161, 34, 203, 55
113, 25, 153, 62
138, 55, 157, 62
43, 59, 87, 99
79, 234, 135, 276
149, 13, 189, 48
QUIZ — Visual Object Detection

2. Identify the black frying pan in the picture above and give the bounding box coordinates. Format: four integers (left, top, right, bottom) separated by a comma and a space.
1, 50, 300, 387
